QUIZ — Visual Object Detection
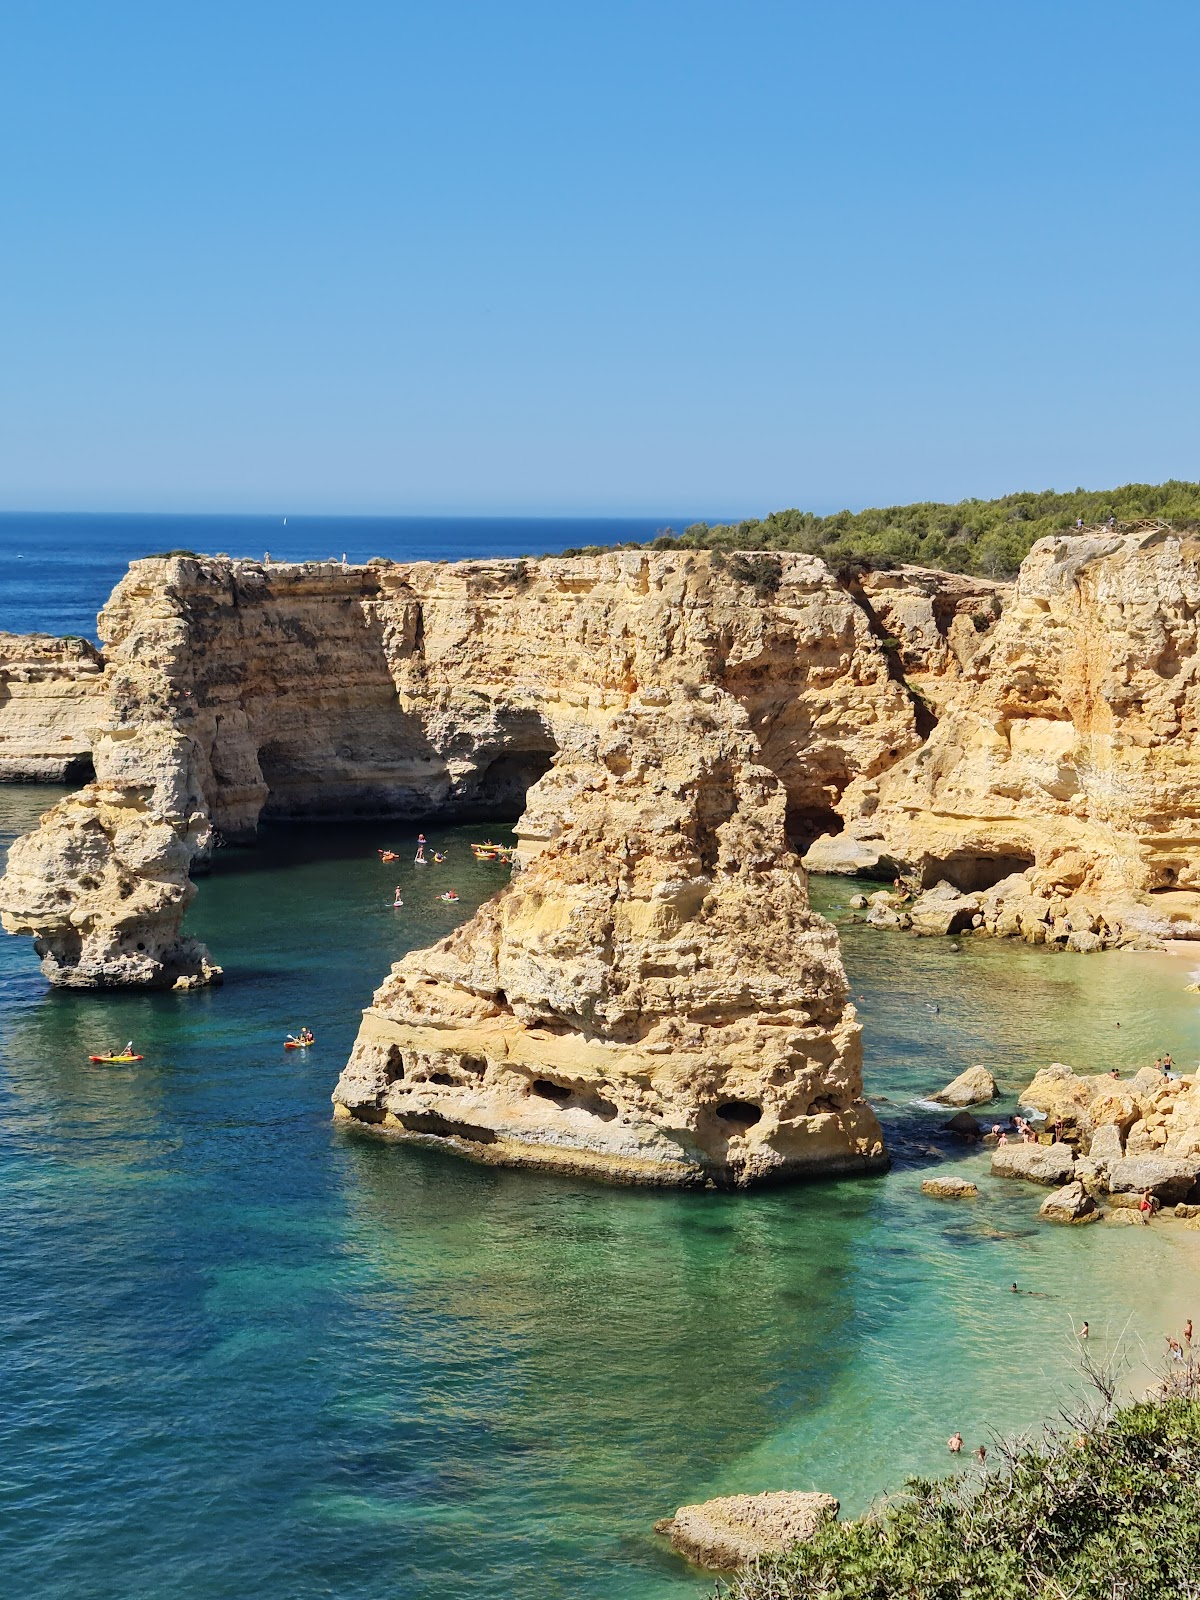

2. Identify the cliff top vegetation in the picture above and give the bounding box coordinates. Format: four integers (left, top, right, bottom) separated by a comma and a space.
715, 1376, 1200, 1600
559, 482, 1200, 578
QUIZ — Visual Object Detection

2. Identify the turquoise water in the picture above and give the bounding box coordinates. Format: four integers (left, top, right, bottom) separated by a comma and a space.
3, 788, 1200, 1599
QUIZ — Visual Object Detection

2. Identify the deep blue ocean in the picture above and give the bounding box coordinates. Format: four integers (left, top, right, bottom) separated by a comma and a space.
2, 517, 1199, 1598
0, 512, 701, 639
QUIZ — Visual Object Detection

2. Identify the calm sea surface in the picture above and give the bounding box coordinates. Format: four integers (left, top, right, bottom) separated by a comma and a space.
3, 520, 1200, 1598
0, 512, 701, 639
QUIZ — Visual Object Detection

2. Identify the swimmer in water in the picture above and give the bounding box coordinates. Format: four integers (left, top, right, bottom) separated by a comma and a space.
947, 1432, 963, 1454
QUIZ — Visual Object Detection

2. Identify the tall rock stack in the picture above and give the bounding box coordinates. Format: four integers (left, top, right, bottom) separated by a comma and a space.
334, 695, 884, 1187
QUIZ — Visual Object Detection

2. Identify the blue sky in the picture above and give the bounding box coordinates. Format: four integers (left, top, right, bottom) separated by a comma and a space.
1, 1, 1197, 517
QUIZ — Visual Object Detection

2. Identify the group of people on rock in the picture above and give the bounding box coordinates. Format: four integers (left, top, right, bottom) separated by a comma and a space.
991, 1115, 1040, 1146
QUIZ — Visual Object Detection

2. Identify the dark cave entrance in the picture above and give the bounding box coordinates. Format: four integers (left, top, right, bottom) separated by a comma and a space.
785, 806, 843, 854
922, 849, 1035, 893
451, 750, 555, 821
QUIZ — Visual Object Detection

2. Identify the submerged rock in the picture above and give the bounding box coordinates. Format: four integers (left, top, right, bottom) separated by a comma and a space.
932, 1065, 998, 1107
655, 1490, 839, 1570
942, 1111, 984, 1139
921, 1176, 979, 1199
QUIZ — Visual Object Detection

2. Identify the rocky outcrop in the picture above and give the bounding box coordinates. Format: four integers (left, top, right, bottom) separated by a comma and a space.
0, 632, 105, 781
1039, 1180, 1098, 1223
333, 696, 886, 1187
921, 1176, 979, 1198
932, 1065, 997, 1107
0, 725, 219, 988
655, 1490, 839, 1569
836, 528, 1200, 946
1019, 1061, 1200, 1167
991, 1142, 1076, 1186
1, 550, 917, 995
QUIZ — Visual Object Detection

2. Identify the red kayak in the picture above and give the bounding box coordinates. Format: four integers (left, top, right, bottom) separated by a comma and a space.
284, 1038, 314, 1049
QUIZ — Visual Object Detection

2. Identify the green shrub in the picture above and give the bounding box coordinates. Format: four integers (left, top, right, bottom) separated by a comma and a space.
655, 482, 1200, 579
716, 1387, 1200, 1600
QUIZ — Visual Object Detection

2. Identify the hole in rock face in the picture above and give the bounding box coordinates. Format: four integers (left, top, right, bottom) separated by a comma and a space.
785, 806, 843, 854
922, 850, 1035, 893
457, 750, 555, 819
397, 1110, 496, 1144
459, 1054, 486, 1075
531, 1078, 572, 1104
384, 1047, 404, 1082
494, 990, 507, 1007
715, 1100, 763, 1128
429, 1072, 457, 1085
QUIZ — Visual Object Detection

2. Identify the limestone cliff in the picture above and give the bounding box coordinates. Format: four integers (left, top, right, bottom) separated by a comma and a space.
0, 632, 105, 781
830, 529, 1200, 947
334, 697, 884, 1186
2, 550, 916, 988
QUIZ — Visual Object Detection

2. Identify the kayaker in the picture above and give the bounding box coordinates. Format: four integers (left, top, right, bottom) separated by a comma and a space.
124, 1040, 134, 1057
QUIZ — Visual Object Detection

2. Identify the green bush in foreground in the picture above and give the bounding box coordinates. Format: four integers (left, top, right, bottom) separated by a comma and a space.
637, 481, 1200, 579
718, 1391, 1200, 1600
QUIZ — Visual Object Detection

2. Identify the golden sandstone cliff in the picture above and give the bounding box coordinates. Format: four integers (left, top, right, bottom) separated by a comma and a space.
0, 632, 105, 782
0, 548, 909, 1183
822, 528, 1200, 948
335, 697, 882, 1185
6, 529, 1200, 1183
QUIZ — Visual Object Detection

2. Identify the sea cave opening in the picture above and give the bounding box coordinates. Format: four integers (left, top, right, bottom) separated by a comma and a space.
922, 849, 1035, 894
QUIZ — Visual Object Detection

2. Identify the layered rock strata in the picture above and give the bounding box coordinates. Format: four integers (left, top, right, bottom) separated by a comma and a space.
334, 697, 886, 1187
0, 632, 105, 781
1, 550, 915, 990
825, 529, 1200, 945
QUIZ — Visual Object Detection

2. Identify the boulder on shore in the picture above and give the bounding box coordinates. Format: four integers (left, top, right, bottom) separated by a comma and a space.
1106, 1156, 1200, 1205
991, 1142, 1075, 1186
1038, 1180, 1098, 1224
1087, 1122, 1125, 1163
932, 1065, 998, 1107
655, 1490, 839, 1570
802, 833, 892, 878
1106, 1208, 1149, 1227
921, 1176, 979, 1199
908, 880, 980, 937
